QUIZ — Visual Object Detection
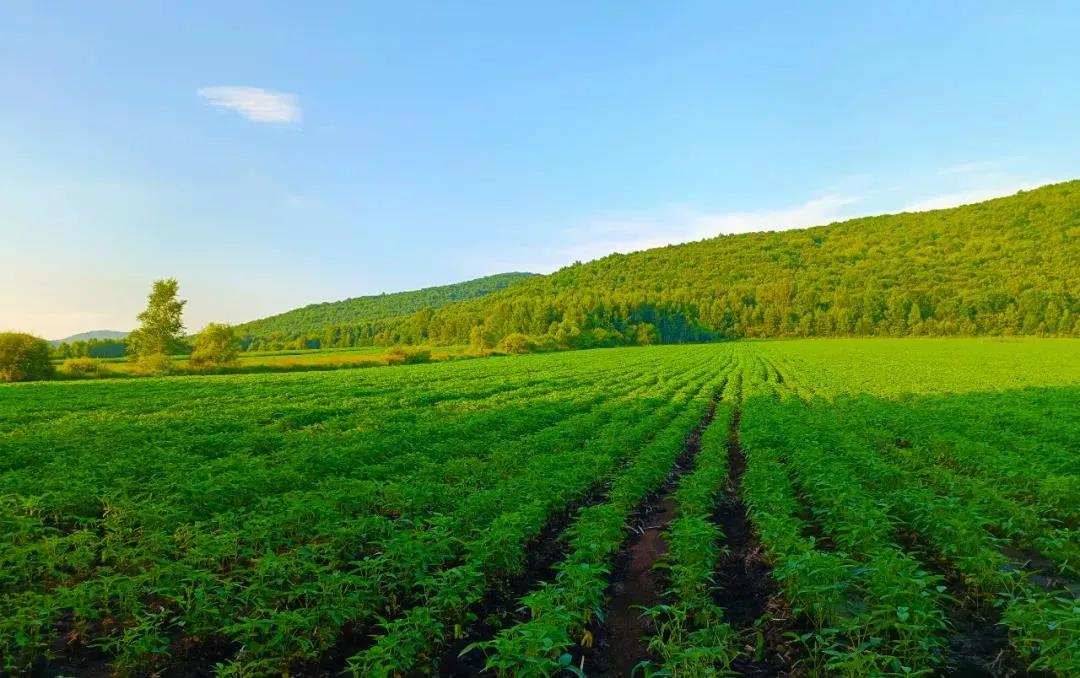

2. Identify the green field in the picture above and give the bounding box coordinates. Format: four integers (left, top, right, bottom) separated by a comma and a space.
55, 345, 471, 378
2, 339, 1078, 676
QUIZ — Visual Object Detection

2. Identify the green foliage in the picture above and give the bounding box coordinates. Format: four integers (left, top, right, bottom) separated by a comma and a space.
237, 272, 536, 350
0, 339, 1077, 675
127, 278, 186, 365
190, 323, 240, 367
60, 357, 107, 376
52, 337, 127, 359
497, 332, 534, 354
643, 395, 740, 677
385, 346, 433, 364
0, 332, 54, 382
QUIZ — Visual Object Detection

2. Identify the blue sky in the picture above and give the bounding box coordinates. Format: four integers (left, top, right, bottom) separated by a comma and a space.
2, 2, 1078, 338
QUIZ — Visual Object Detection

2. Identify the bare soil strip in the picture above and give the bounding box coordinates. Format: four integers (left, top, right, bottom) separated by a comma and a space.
713, 403, 803, 676
893, 529, 1046, 677
436, 485, 611, 676
1001, 546, 1080, 597
582, 398, 720, 677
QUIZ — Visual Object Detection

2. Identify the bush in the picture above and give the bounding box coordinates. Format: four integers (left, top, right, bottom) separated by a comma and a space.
191, 323, 240, 368
134, 353, 173, 376
0, 333, 54, 382
61, 357, 105, 375
385, 346, 432, 364
497, 333, 534, 354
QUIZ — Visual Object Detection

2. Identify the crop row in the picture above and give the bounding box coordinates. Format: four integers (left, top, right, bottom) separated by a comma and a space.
467, 367, 729, 676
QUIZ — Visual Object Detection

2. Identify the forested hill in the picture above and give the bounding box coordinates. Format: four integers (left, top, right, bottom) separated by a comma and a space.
237, 272, 535, 350
371, 181, 1079, 349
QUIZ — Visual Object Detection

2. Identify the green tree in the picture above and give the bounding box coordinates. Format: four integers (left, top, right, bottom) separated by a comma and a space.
127, 279, 186, 372
497, 333, 534, 354
633, 322, 659, 345
190, 323, 241, 367
0, 332, 54, 382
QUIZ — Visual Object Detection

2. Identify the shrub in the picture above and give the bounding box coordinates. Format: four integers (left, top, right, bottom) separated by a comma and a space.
134, 353, 173, 376
191, 323, 241, 367
0, 332, 54, 382
385, 346, 433, 364
61, 357, 104, 375
497, 333, 534, 354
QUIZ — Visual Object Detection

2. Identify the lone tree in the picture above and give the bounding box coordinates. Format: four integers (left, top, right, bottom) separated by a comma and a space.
190, 323, 240, 367
127, 278, 186, 372
0, 332, 54, 382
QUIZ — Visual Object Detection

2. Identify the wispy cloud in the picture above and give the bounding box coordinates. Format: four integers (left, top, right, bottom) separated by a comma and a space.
567, 195, 862, 258
902, 181, 1042, 212
466, 165, 1075, 275
197, 86, 301, 123
936, 160, 1005, 177
477, 194, 864, 274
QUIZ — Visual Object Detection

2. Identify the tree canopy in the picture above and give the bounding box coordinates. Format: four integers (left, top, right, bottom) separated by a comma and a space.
190, 323, 241, 367
127, 279, 186, 366
236, 272, 535, 350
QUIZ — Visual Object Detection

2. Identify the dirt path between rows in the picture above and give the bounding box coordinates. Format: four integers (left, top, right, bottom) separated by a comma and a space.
583, 398, 719, 677
714, 401, 803, 676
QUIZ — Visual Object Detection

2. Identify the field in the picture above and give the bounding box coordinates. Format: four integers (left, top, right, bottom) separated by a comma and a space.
2, 339, 1078, 676
55, 345, 471, 377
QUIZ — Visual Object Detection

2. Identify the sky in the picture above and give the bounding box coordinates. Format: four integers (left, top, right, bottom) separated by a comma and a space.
2, 2, 1079, 339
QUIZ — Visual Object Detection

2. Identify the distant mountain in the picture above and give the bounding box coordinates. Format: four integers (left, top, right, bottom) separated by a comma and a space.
237, 272, 537, 343
51, 330, 128, 346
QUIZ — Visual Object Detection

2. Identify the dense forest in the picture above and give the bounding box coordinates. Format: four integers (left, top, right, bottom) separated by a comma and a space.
235, 272, 535, 350
51, 337, 128, 359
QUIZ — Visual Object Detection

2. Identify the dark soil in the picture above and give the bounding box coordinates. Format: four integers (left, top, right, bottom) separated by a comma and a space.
894, 530, 1049, 677
714, 405, 803, 676
596, 496, 679, 677
435, 484, 613, 676
1001, 546, 1080, 596
582, 398, 719, 677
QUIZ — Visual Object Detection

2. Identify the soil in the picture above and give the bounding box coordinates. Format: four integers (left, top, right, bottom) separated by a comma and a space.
435, 484, 612, 676
714, 405, 803, 676
581, 398, 719, 677
894, 530, 1049, 677
1001, 546, 1080, 596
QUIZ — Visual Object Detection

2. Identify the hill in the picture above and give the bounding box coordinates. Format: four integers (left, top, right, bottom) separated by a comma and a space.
372, 181, 1080, 348
50, 330, 128, 346
237, 272, 536, 349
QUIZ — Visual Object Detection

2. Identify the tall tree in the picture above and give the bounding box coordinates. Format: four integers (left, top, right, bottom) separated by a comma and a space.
128, 279, 186, 370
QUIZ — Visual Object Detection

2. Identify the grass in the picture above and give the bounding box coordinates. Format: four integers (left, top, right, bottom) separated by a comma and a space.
52, 344, 471, 378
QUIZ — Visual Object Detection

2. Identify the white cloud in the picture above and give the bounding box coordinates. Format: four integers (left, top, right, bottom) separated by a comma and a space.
197, 86, 301, 123
569, 195, 860, 260
476, 194, 864, 274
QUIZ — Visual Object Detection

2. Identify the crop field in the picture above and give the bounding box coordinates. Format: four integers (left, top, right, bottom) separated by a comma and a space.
2, 339, 1078, 676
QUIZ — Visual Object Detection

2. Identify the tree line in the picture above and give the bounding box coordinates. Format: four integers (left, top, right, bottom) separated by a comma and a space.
3, 279, 241, 381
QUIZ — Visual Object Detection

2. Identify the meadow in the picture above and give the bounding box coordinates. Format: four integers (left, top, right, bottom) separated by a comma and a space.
53, 345, 471, 378
2, 339, 1078, 676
